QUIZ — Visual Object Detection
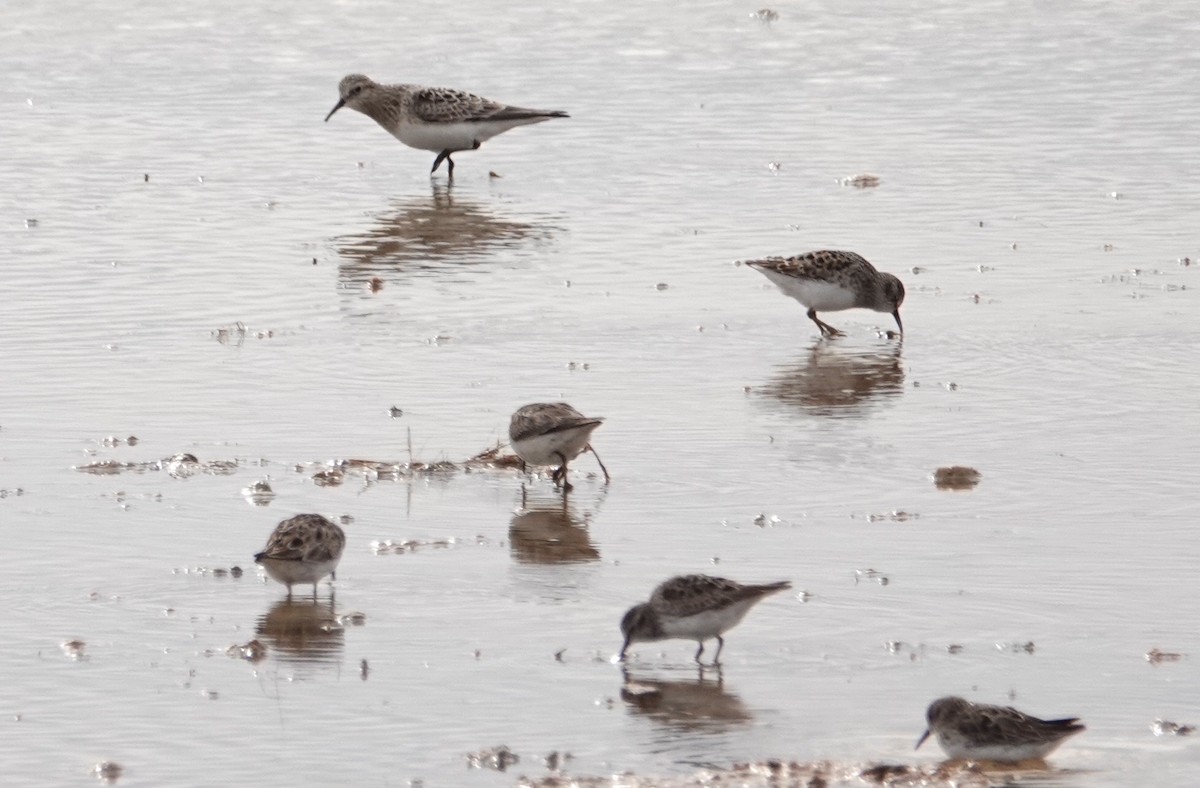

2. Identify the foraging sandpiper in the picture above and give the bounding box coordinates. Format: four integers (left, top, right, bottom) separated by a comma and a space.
325, 74, 568, 178
619, 574, 792, 665
509, 402, 609, 491
254, 513, 346, 597
916, 696, 1086, 762
743, 250, 905, 337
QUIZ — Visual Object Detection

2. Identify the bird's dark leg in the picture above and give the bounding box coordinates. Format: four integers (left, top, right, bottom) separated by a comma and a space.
712, 636, 725, 665
694, 641, 705, 664
286, 585, 294, 600
431, 150, 452, 175
446, 154, 455, 179
553, 451, 573, 492
587, 444, 612, 484
807, 308, 843, 338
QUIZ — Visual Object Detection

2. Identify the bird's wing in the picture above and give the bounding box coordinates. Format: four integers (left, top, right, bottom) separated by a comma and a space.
510, 403, 601, 442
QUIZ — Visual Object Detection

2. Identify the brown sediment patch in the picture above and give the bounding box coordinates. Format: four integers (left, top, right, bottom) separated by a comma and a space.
466, 744, 519, 771
372, 536, 487, 555
1146, 648, 1185, 665
93, 761, 123, 784
60, 639, 87, 661
73, 454, 239, 477
840, 173, 882, 188
933, 466, 982, 490
1152, 718, 1194, 736
226, 639, 267, 663
515, 759, 1047, 787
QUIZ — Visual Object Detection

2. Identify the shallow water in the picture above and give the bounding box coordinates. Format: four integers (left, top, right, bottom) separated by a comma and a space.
2, 0, 1199, 785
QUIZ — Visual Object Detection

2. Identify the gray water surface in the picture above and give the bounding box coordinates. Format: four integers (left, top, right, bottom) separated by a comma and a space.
2, 1, 1198, 785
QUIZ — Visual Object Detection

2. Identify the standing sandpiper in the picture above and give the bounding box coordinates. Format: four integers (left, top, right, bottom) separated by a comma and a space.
916, 696, 1086, 762
254, 514, 346, 597
619, 575, 792, 665
509, 402, 609, 491
324, 74, 569, 178
743, 250, 905, 337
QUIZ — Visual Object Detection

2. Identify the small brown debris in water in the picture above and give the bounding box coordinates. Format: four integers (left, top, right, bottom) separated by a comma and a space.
226, 639, 267, 663
93, 761, 123, 783
840, 173, 881, 188
312, 470, 344, 487
655, 282, 669, 291
996, 640, 1036, 654
230, 566, 243, 578
489, 170, 502, 178
61, 640, 87, 660
934, 466, 982, 490
767, 161, 781, 173
1146, 648, 1185, 664
368, 276, 384, 292
389, 406, 404, 418
360, 659, 369, 680
554, 649, 566, 662
544, 751, 572, 771
466, 745, 519, 771
1152, 718, 1194, 736
947, 644, 964, 654
752, 8, 779, 22
854, 568, 889, 586
200, 689, 219, 700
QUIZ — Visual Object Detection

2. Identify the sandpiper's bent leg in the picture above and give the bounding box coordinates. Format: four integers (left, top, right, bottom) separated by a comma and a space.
807, 308, 843, 337
432, 150, 451, 175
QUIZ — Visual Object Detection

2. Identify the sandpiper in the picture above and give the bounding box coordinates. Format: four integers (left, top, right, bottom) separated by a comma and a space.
254, 514, 346, 597
509, 402, 609, 491
743, 250, 905, 337
916, 696, 1086, 762
325, 74, 568, 178
619, 575, 792, 665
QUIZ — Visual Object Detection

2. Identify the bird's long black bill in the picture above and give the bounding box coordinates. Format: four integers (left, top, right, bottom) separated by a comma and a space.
892, 310, 903, 334
618, 638, 630, 661
914, 728, 931, 750
324, 99, 345, 123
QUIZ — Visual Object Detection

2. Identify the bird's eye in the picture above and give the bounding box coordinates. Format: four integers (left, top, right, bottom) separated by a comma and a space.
349, 86, 362, 97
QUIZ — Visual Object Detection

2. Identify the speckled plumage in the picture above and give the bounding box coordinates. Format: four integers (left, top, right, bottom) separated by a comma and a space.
254, 513, 346, 596
325, 74, 568, 177
509, 402, 608, 491
916, 696, 1086, 762
743, 250, 905, 337
619, 575, 792, 664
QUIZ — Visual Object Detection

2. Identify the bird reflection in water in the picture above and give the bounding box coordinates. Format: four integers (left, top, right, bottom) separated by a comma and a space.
757, 339, 904, 417
619, 667, 753, 732
254, 596, 345, 667
508, 488, 601, 565
335, 181, 559, 280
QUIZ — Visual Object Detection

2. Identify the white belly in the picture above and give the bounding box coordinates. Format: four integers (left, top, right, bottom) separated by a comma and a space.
260, 557, 339, 587
761, 270, 858, 312
394, 118, 550, 153
660, 599, 758, 641
511, 426, 597, 467
938, 735, 1060, 762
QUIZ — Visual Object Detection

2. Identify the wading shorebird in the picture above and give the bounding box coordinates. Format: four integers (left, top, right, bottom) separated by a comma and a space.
254, 514, 346, 597
619, 575, 792, 665
743, 250, 905, 337
325, 74, 568, 178
509, 402, 609, 492
916, 696, 1086, 762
